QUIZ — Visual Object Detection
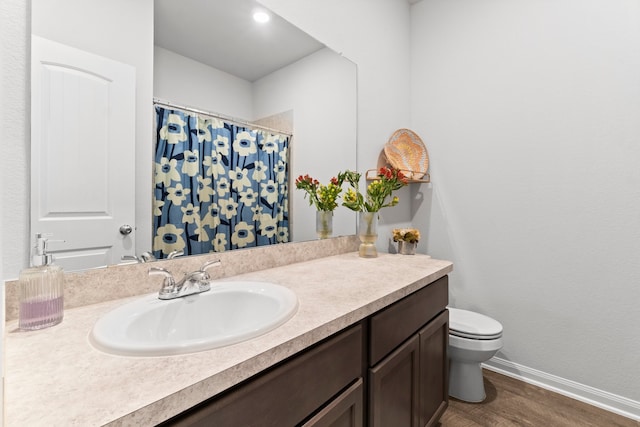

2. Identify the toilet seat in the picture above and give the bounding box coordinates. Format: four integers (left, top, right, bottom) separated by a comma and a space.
449, 333, 503, 351
450, 329, 502, 340
448, 307, 503, 340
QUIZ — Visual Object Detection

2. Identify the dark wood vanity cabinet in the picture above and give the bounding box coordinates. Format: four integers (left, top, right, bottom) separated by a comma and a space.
163, 324, 364, 427
369, 334, 421, 426
162, 276, 448, 427
368, 276, 449, 427
302, 378, 364, 427
418, 311, 449, 427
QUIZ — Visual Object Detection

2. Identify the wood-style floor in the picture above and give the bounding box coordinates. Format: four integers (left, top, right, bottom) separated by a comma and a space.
437, 369, 639, 427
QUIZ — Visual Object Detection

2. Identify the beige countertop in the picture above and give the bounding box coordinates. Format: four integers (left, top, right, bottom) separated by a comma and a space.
5, 252, 452, 426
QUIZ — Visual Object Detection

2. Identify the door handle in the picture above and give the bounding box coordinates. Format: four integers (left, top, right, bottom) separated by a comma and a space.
119, 224, 133, 235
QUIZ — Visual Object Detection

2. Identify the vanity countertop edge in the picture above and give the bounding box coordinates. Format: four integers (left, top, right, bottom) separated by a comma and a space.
5, 252, 452, 426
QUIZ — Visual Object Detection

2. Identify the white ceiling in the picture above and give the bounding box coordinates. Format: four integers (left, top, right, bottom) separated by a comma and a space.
154, 0, 325, 82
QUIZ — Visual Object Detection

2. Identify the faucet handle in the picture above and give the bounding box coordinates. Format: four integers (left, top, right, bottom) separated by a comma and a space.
200, 259, 222, 279
149, 267, 176, 298
140, 251, 157, 263
167, 249, 184, 259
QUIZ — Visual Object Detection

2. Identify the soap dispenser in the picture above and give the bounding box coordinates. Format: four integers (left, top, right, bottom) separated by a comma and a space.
18, 233, 65, 330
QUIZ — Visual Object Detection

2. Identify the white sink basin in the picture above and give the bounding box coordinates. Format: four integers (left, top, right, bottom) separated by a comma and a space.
90, 281, 298, 357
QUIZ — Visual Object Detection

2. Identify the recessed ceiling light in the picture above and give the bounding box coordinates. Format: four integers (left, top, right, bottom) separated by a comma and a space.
253, 11, 270, 23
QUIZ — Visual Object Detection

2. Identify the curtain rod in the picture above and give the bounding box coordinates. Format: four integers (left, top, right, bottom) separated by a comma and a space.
153, 98, 293, 137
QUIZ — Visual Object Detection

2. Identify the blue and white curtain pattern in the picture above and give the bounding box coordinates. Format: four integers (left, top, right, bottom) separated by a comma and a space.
153, 106, 290, 258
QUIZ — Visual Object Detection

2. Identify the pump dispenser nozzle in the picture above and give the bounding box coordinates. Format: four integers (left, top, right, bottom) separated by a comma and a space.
19, 233, 65, 330
31, 233, 66, 267
32, 233, 53, 267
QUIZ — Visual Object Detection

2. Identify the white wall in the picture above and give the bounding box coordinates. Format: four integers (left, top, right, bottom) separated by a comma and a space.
30, 0, 154, 268
411, 0, 640, 413
253, 47, 357, 241
0, 9, 5, 414
1, 1, 29, 423
1, 0, 30, 284
154, 46, 254, 119
260, 0, 415, 248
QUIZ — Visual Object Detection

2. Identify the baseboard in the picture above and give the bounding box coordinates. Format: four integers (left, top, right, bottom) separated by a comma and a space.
483, 357, 640, 422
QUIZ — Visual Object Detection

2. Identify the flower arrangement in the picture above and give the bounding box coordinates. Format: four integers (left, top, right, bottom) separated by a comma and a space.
295, 174, 343, 211
392, 228, 421, 243
338, 167, 408, 212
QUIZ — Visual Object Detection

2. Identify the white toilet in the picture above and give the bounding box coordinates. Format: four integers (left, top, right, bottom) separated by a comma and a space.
448, 307, 503, 403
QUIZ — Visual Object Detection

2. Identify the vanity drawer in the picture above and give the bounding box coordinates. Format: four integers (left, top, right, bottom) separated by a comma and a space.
164, 323, 363, 427
369, 276, 448, 366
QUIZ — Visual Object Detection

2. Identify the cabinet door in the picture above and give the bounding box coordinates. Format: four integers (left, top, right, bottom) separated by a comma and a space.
419, 310, 449, 427
369, 276, 448, 366
369, 335, 420, 427
302, 378, 364, 427
163, 325, 363, 427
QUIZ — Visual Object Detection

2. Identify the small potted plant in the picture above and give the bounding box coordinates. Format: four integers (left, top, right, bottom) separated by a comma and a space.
392, 228, 421, 255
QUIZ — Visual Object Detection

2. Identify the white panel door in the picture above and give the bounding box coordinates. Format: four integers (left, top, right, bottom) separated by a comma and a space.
31, 36, 136, 271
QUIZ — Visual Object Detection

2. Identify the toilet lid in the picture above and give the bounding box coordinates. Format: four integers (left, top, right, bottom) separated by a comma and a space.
448, 307, 503, 340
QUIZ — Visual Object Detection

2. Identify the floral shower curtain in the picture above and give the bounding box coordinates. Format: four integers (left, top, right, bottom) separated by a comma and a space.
153, 105, 290, 258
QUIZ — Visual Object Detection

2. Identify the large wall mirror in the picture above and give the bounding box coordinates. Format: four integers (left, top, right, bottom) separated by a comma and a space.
31, 0, 357, 272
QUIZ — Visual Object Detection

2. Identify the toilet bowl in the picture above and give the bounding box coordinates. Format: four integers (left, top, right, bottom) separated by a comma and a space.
448, 307, 503, 403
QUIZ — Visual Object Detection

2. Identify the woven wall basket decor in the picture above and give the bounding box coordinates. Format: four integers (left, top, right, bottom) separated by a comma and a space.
384, 129, 429, 180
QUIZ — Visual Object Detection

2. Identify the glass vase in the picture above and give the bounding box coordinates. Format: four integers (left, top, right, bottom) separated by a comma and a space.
358, 211, 378, 258
316, 210, 333, 239
397, 240, 417, 255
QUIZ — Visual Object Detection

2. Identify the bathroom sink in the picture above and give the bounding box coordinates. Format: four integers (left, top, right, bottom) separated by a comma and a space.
90, 281, 298, 357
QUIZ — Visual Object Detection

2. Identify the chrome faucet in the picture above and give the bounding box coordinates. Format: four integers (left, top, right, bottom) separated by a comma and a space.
121, 255, 141, 263
122, 250, 182, 263
166, 249, 184, 259
149, 259, 221, 300
121, 251, 157, 263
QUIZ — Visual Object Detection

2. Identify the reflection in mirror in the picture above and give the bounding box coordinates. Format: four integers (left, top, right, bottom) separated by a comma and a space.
152, 104, 292, 257
30, 0, 357, 271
